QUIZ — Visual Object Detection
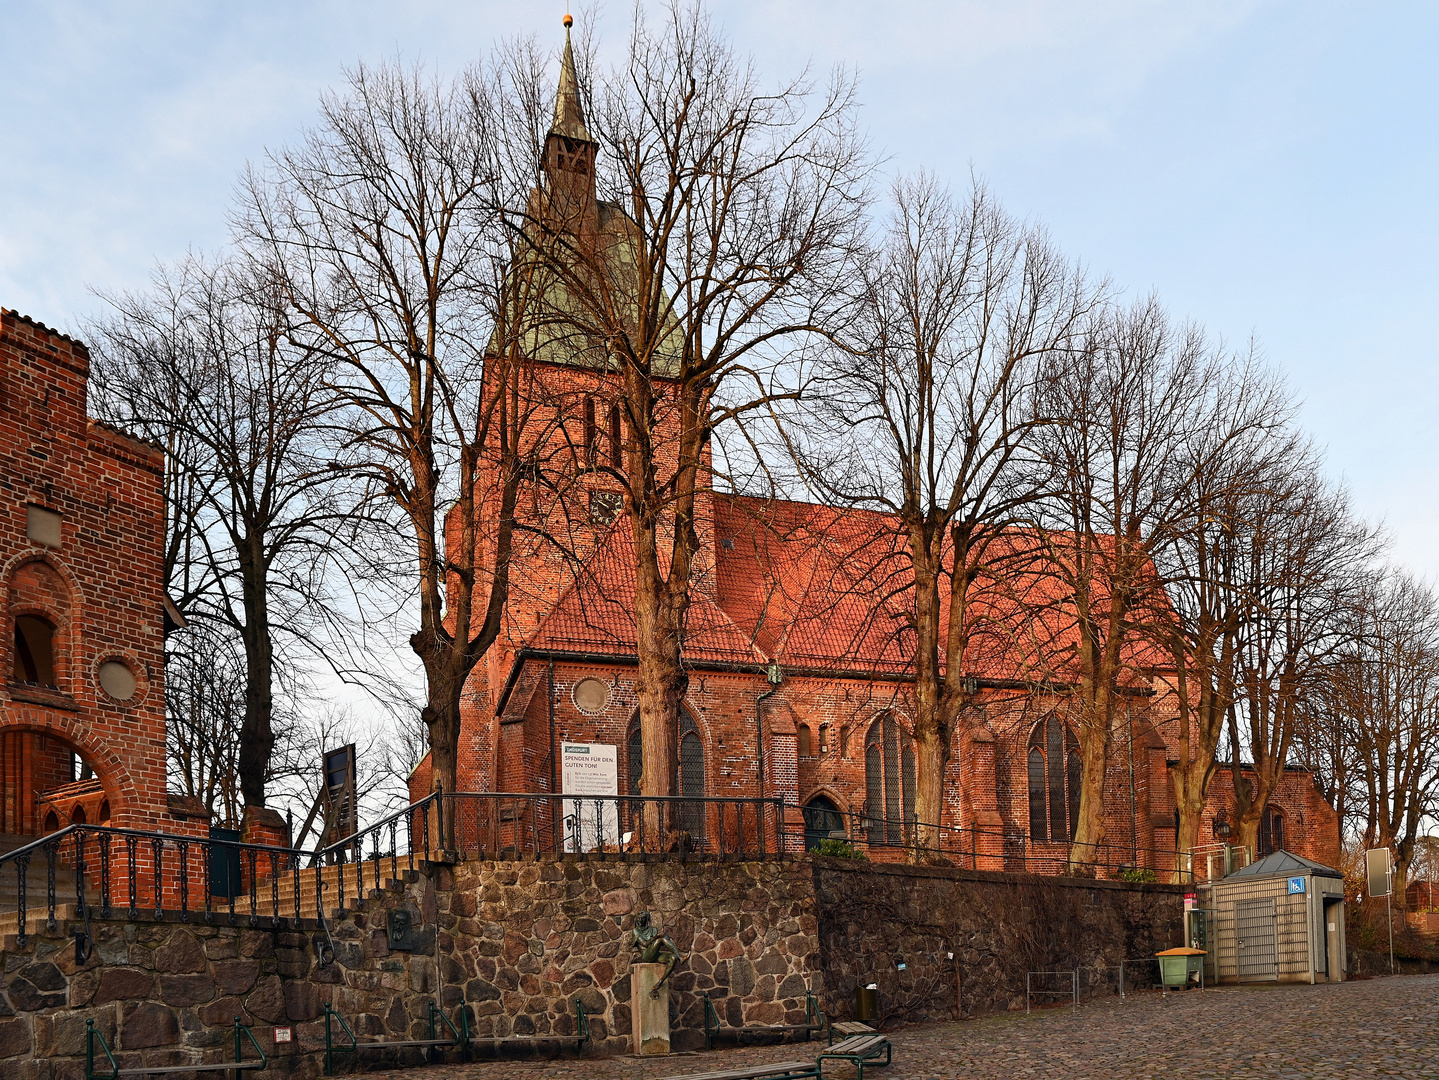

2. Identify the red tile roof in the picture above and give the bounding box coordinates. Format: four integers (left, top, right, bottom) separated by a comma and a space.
522, 492, 1170, 684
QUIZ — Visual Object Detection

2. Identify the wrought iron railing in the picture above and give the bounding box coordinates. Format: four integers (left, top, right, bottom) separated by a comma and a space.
307, 790, 440, 915
451, 792, 787, 860
319, 791, 790, 866
0, 787, 1211, 939
0, 824, 306, 947
818, 805, 1197, 882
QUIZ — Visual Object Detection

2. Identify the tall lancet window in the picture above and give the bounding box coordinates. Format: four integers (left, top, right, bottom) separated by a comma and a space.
1027, 714, 1081, 842
627, 710, 705, 839
583, 396, 598, 466
864, 714, 914, 845
608, 403, 623, 467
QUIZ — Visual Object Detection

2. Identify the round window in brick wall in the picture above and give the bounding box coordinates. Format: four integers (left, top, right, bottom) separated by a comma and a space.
572, 678, 610, 715
97, 660, 137, 702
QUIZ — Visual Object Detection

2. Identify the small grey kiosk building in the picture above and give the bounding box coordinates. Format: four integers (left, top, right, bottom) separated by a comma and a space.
1201, 850, 1347, 984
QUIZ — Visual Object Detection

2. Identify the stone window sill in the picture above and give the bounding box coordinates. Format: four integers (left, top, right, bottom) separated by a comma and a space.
6, 681, 79, 711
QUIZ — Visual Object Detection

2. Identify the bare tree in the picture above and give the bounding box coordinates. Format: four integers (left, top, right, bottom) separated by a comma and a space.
1152, 357, 1298, 875
162, 620, 248, 827
238, 53, 554, 810
1028, 299, 1268, 873
523, 2, 870, 816
91, 254, 344, 811
1228, 471, 1377, 859
1309, 567, 1439, 893
801, 175, 1098, 852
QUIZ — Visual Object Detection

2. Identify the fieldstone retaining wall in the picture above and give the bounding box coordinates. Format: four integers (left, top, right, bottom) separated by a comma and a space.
0, 856, 1182, 1077
0, 870, 438, 1080
435, 858, 817, 1054
812, 857, 1185, 1021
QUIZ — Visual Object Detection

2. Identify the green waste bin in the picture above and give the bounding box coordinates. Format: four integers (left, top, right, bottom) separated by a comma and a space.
855, 984, 878, 1022
1156, 947, 1205, 989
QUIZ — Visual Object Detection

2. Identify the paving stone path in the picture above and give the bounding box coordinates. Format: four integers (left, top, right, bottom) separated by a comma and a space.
353, 973, 1439, 1080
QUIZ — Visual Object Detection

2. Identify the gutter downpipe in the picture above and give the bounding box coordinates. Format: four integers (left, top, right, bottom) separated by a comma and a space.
756, 662, 783, 802
548, 659, 559, 850
1128, 700, 1137, 866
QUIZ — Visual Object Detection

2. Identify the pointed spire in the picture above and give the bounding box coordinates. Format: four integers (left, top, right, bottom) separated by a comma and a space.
551, 14, 594, 143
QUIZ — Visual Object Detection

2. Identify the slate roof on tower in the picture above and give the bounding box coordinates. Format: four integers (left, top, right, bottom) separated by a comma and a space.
551, 21, 593, 143
490, 17, 683, 376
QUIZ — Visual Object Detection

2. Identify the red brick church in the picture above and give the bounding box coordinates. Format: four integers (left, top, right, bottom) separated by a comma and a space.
0, 309, 206, 842
409, 28, 1340, 876
0, 25, 1337, 877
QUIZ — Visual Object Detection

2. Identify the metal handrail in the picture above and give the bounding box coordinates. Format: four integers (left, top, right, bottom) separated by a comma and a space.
86, 1014, 265, 1078
437, 791, 790, 860
311, 789, 439, 914
820, 805, 1200, 881
0, 821, 314, 945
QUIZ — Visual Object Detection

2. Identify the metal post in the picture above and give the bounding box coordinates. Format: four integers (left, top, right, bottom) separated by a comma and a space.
1387, 889, 1395, 975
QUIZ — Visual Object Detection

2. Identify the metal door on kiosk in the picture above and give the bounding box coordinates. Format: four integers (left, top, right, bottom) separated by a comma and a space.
1323, 898, 1344, 982
1188, 907, 1217, 983
1235, 897, 1278, 982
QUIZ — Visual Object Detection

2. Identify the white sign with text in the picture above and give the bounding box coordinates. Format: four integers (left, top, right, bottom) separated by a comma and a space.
561, 742, 619, 852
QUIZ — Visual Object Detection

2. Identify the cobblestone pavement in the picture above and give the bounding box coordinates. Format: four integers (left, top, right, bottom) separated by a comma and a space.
353, 973, 1439, 1080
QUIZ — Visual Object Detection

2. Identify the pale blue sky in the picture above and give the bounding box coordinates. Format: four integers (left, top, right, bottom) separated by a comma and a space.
3, 1, 1436, 577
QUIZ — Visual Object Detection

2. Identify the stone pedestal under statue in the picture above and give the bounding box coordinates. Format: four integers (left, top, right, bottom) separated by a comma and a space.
633, 962, 671, 1055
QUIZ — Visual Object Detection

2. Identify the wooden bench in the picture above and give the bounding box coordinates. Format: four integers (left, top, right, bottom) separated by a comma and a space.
657, 1061, 820, 1080
87, 1016, 267, 1077
827, 1021, 877, 1044
816, 1033, 891, 1080
703, 989, 825, 1052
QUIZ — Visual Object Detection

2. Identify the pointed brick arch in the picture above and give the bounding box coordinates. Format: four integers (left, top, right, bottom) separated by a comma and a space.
5, 549, 84, 694
0, 715, 134, 835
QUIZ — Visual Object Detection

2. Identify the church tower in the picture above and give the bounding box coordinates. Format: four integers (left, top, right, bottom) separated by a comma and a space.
539, 14, 599, 240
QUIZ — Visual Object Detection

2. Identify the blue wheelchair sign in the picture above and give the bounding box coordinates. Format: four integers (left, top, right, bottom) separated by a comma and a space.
1287, 876, 1306, 894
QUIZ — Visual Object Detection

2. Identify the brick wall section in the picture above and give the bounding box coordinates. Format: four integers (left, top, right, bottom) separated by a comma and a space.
416, 657, 1340, 875
0, 309, 188, 837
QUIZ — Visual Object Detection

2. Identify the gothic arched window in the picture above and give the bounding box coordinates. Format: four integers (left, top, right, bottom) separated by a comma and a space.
607, 404, 622, 467
865, 714, 914, 845
1027, 714, 1080, 842
1258, 805, 1285, 856
627, 711, 704, 801
627, 724, 643, 797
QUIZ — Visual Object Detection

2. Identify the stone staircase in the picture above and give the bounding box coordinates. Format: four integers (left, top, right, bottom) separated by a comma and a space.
248, 854, 431, 921
0, 832, 91, 935
0, 832, 440, 937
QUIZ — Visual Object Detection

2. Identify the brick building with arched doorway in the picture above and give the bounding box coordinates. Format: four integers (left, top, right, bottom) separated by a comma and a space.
0, 308, 202, 846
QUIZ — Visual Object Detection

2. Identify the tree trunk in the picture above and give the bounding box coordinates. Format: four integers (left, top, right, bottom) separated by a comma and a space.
422, 692, 462, 801
912, 727, 949, 855
1069, 716, 1110, 876
236, 532, 274, 812
632, 513, 687, 848
1172, 777, 1206, 884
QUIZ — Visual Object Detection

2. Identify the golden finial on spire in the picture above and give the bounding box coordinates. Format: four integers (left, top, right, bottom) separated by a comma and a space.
563, 12, 573, 29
